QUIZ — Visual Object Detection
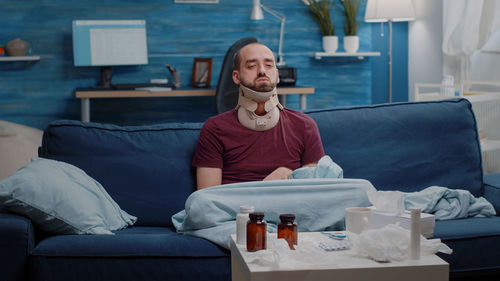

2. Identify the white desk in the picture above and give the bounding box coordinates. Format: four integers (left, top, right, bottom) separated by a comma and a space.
230, 232, 448, 281
75, 87, 314, 122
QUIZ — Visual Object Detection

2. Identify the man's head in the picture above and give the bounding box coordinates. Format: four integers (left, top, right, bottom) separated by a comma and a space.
232, 43, 279, 93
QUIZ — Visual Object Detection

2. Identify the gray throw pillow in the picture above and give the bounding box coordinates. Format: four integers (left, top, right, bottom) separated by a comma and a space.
0, 157, 136, 234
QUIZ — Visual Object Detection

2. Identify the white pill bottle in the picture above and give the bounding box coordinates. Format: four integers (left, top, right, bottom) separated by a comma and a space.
236, 205, 255, 244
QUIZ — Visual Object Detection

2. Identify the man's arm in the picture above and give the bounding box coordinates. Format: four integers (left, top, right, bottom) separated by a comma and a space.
263, 167, 293, 181
303, 162, 318, 168
197, 161, 320, 188
196, 167, 222, 190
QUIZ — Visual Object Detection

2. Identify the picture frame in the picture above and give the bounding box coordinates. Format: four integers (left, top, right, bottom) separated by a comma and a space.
191, 58, 213, 88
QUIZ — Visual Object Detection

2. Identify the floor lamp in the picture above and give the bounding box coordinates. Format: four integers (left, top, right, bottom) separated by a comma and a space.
365, 0, 415, 103
250, 0, 286, 66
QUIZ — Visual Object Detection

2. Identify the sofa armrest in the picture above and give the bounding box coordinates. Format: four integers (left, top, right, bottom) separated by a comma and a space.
483, 174, 500, 215
0, 212, 35, 281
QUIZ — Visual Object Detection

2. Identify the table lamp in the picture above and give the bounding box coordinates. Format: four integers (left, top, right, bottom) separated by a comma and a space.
250, 0, 286, 66
365, 0, 415, 102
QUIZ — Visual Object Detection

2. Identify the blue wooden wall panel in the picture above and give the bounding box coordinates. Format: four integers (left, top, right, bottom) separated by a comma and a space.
371, 21, 409, 104
0, 0, 408, 129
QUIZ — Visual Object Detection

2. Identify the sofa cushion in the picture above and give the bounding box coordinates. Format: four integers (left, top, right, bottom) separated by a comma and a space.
30, 255, 230, 281
434, 217, 500, 240
484, 173, 500, 214
30, 226, 230, 281
39, 120, 203, 227
0, 213, 34, 281
0, 157, 136, 234
31, 226, 228, 257
30, 227, 230, 281
307, 99, 483, 195
435, 217, 500, 273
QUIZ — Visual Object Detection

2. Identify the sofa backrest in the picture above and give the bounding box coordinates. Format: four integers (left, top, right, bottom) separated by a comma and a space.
307, 98, 484, 195
39, 120, 202, 227
39, 99, 484, 227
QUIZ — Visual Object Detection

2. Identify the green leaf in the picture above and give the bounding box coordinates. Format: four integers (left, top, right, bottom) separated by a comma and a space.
303, 0, 335, 36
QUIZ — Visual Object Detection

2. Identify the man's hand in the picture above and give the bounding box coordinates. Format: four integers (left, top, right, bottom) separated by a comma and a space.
263, 166, 293, 181
263, 162, 318, 181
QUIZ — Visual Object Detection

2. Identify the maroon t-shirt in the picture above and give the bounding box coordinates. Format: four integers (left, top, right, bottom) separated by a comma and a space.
192, 108, 325, 184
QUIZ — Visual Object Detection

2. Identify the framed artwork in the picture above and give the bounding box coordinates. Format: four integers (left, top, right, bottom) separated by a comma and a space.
191, 58, 213, 88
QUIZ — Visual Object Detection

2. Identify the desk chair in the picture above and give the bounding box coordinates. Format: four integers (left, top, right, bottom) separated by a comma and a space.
215, 37, 258, 114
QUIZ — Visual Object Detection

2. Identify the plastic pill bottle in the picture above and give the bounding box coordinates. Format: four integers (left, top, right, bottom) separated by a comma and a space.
236, 205, 254, 244
277, 213, 298, 250
246, 212, 266, 252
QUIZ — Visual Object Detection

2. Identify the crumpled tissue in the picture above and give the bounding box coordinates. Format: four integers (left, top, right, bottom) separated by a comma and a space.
367, 190, 404, 214
245, 234, 333, 269
347, 223, 452, 262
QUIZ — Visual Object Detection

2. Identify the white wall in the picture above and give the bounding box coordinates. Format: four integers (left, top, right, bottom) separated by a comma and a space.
408, 0, 443, 100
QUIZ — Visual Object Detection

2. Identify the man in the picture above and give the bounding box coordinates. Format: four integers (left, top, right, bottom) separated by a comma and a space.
192, 42, 325, 189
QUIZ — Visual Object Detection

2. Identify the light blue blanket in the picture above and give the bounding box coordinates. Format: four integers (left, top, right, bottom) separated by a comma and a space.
172, 178, 376, 249
173, 156, 496, 248
304, 156, 496, 220
404, 186, 496, 220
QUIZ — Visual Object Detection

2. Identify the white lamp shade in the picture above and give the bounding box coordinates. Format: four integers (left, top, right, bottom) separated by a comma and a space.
250, 0, 264, 20
365, 0, 416, 22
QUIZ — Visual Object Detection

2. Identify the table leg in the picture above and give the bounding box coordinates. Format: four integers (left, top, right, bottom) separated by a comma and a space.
81, 98, 90, 122
300, 94, 307, 110
231, 253, 246, 281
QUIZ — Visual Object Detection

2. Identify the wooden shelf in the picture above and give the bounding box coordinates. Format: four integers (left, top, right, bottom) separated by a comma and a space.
75, 87, 314, 98
314, 52, 381, 60
0, 56, 40, 62
76, 87, 314, 122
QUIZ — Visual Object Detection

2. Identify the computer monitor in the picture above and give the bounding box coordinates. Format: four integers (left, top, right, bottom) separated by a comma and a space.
72, 20, 148, 88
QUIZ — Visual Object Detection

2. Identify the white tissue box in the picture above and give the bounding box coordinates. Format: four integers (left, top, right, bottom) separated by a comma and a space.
370, 209, 435, 238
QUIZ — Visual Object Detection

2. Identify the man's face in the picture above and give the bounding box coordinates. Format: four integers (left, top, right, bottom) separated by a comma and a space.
232, 43, 279, 92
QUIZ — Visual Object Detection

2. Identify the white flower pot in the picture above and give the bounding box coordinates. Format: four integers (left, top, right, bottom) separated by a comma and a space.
322, 36, 338, 53
343, 35, 359, 53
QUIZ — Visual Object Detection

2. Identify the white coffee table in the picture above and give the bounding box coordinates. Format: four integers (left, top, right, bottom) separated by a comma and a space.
230, 232, 448, 281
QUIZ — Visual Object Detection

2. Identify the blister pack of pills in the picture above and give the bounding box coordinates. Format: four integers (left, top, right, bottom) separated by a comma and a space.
318, 239, 351, 251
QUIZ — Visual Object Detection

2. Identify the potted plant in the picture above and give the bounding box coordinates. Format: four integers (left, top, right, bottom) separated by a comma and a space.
302, 0, 338, 53
338, 0, 360, 53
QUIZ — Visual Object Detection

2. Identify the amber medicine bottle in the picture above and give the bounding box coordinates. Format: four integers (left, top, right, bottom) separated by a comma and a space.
277, 213, 298, 250
246, 212, 266, 252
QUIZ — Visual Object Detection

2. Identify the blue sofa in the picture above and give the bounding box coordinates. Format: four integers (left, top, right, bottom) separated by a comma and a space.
1, 98, 500, 281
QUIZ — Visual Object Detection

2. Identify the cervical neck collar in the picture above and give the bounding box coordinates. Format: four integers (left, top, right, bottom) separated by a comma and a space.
236, 85, 283, 131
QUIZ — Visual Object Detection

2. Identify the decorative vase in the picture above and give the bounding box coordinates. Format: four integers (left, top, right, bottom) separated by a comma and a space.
343, 35, 359, 53
322, 36, 338, 53
6, 38, 29, 56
